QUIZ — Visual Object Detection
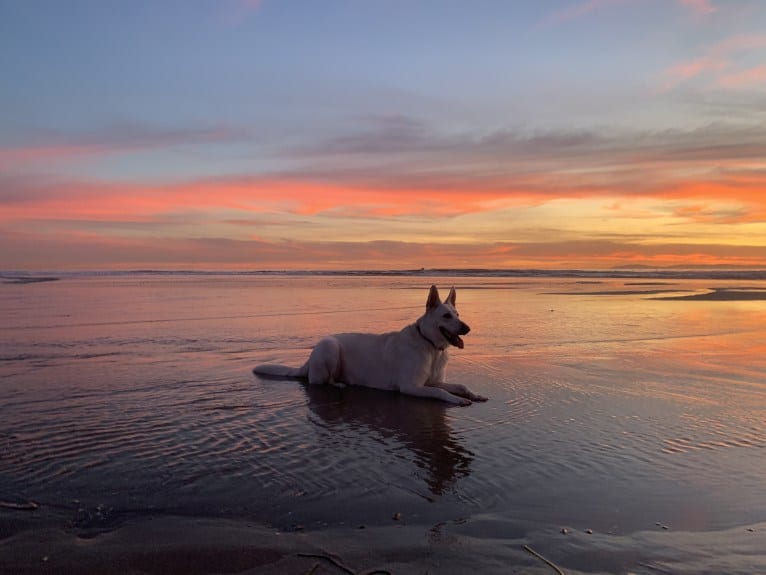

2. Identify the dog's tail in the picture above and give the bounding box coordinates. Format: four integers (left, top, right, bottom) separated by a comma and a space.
252, 361, 309, 380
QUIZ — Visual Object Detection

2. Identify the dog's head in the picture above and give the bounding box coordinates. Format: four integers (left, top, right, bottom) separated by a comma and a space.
423, 285, 471, 349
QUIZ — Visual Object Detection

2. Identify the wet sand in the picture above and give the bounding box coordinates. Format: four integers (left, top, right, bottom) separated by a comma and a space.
2, 510, 764, 574
1, 274, 765, 573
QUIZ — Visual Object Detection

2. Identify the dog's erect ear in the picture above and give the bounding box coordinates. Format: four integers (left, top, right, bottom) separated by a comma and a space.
445, 286, 457, 307
426, 285, 441, 311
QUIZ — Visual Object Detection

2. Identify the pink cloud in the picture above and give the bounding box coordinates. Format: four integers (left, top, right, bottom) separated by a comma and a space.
0, 144, 104, 169
711, 34, 766, 55
679, 0, 717, 16
0, 125, 245, 170
718, 64, 766, 88
660, 57, 725, 91
222, 0, 265, 25
538, 0, 629, 28
540, 0, 716, 29
660, 34, 766, 91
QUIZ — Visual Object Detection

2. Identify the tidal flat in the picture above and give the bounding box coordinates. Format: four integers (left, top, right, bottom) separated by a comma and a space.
1, 273, 764, 574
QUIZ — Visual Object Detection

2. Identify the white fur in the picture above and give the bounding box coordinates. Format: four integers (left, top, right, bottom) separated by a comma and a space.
253, 285, 487, 406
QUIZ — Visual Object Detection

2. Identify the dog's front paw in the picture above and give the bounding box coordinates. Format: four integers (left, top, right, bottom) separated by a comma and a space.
457, 397, 473, 407
471, 393, 488, 402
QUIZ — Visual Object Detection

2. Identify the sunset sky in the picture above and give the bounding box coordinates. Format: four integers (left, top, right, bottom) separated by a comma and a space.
2, 0, 766, 270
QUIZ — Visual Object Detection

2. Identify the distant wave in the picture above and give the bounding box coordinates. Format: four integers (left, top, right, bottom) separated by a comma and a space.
3, 268, 766, 281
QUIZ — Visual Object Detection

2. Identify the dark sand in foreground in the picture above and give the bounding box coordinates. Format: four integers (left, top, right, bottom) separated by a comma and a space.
2, 510, 765, 575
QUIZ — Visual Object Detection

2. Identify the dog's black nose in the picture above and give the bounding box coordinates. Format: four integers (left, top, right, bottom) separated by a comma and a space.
460, 321, 470, 335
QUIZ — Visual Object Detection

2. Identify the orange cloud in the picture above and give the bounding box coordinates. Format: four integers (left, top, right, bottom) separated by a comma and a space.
3, 226, 764, 271
654, 176, 766, 211
0, 176, 539, 224
3, 162, 766, 228
3, 117, 766, 271
671, 203, 750, 224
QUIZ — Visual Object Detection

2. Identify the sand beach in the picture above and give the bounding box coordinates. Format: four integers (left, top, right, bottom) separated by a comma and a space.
1, 272, 765, 573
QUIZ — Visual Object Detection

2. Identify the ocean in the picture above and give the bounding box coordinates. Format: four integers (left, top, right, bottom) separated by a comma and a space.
1, 272, 765, 574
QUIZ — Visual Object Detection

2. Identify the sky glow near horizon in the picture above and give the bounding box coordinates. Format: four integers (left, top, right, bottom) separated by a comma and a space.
2, 0, 766, 270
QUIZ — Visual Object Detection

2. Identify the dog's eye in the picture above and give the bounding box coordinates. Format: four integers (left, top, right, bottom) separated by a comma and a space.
442, 312, 453, 319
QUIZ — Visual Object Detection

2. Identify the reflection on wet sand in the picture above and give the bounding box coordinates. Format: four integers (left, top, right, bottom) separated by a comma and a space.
301, 384, 474, 497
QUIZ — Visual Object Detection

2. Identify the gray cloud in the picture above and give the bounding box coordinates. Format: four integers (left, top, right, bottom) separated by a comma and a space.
282, 115, 766, 196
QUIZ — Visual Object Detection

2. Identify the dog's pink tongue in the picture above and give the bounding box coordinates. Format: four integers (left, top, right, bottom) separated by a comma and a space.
455, 337, 464, 349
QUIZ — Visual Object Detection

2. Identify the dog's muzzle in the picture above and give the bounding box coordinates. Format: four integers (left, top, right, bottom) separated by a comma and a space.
440, 321, 470, 349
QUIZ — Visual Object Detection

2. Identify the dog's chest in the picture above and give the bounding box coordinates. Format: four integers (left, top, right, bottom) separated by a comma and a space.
424, 349, 448, 382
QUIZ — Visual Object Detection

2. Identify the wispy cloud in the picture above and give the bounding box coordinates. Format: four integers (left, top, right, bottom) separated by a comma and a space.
661, 57, 726, 91
718, 64, 766, 88
4, 119, 766, 226
537, 0, 630, 28
221, 0, 265, 25
660, 34, 766, 91
679, 0, 717, 16
540, 0, 715, 30
0, 124, 247, 169
283, 117, 766, 214
670, 203, 751, 224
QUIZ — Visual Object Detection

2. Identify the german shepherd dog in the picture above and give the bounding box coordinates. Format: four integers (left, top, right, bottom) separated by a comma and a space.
253, 285, 487, 406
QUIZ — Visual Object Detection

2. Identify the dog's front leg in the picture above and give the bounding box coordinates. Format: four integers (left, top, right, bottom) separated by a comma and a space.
429, 381, 488, 402
399, 384, 472, 406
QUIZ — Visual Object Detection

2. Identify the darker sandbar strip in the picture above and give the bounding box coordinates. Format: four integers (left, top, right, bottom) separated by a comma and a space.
1, 276, 60, 284
549, 289, 681, 296
654, 288, 766, 301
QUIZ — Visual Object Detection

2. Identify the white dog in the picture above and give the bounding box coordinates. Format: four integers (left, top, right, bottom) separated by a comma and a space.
253, 285, 487, 406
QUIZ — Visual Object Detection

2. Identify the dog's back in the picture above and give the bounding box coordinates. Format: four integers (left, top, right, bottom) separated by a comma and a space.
317, 328, 438, 390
